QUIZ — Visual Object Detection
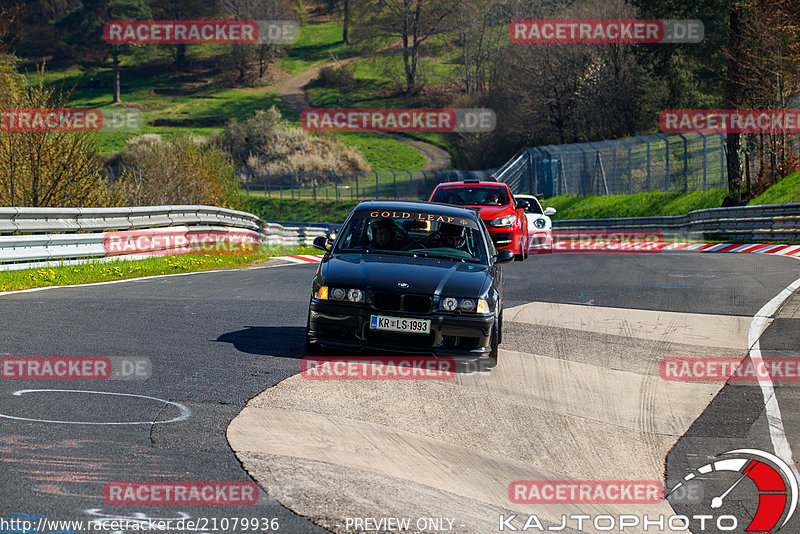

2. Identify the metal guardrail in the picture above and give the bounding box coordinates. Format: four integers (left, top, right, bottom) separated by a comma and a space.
2, 202, 796, 272
0, 206, 328, 272
552, 203, 800, 242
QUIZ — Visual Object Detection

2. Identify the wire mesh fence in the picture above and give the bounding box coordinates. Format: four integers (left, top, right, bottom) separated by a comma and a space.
238, 132, 800, 202
495, 132, 736, 196
238, 169, 496, 201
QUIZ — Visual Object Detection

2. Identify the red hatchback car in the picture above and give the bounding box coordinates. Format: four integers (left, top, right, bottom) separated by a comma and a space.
429, 180, 529, 260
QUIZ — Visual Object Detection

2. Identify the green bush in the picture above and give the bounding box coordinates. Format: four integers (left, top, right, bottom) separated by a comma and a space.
112, 134, 241, 209
218, 107, 370, 176
316, 64, 357, 88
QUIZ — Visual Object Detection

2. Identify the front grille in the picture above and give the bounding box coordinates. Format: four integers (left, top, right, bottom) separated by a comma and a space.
374, 293, 402, 311
403, 295, 431, 313
373, 293, 431, 313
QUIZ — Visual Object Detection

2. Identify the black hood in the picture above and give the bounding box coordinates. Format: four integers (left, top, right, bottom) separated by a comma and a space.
322, 254, 491, 297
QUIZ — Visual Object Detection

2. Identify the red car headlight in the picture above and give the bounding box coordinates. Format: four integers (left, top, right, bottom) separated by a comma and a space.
490, 215, 517, 228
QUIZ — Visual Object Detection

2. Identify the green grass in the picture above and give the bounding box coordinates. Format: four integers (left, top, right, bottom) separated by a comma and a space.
545, 189, 729, 220
32, 61, 287, 156
749, 172, 800, 205
336, 132, 425, 170
0, 246, 316, 292
243, 197, 360, 224
280, 21, 380, 74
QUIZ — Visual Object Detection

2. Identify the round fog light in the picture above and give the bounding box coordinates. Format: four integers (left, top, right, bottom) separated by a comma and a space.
441, 297, 458, 311
331, 288, 346, 300
460, 299, 476, 312
347, 289, 364, 302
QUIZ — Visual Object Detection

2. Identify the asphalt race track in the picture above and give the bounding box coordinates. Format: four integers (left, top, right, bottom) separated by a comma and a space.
1, 252, 799, 534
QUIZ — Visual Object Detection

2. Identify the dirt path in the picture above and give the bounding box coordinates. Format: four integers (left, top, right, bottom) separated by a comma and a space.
277, 57, 452, 171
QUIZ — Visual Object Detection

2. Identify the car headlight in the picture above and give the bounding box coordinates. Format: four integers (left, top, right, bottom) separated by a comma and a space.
534, 218, 547, 229
331, 288, 346, 300
441, 297, 458, 311
319, 286, 365, 303
347, 289, 364, 303
490, 215, 517, 227
439, 297, 490, 314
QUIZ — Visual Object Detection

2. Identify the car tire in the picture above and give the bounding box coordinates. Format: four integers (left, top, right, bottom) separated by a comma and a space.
489, 317, 500, 360
497, 309, 503, 345
304, 311, 324, 354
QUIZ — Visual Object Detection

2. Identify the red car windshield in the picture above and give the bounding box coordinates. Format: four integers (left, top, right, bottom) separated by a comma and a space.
431, 186, 510, 207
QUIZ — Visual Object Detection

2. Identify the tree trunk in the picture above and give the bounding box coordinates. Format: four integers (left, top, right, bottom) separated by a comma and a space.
724, 8, 742, 193
112, 50, 121, 104
175, 44, 187, 67
343, 0, 350, 44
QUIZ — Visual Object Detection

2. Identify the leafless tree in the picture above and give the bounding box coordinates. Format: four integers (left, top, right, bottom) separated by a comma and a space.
353, 0, 456, 95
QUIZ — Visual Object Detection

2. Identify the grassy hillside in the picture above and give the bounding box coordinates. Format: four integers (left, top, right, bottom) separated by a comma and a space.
243, 197, 360, 224
544, 190, 729, 220
748, 172, 800, 205
24, 20, 421, 169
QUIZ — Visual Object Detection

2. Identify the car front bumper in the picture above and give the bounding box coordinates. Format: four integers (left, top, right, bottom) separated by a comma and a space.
487, 227, 523, 254
527, 230, 553, 253
307, 300, 494, 357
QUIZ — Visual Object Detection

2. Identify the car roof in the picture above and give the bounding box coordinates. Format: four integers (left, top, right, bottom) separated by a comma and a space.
435, 181, 509, 188
353, 200, 482, 221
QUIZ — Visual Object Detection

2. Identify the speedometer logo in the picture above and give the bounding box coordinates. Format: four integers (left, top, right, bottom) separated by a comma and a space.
668, 449, 798, 532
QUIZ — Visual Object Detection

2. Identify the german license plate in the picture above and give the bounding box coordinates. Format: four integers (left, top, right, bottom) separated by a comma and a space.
370, 315, 430, 334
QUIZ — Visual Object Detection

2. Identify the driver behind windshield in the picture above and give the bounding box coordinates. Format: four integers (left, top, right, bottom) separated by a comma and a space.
483, 192, 501, 205
369, 218, 397, 250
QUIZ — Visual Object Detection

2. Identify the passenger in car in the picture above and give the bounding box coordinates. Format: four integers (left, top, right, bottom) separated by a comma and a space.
440, 223, 468, 251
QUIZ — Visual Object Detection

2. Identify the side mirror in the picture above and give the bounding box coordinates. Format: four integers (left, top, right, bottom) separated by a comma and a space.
544, 207, 557, 216
494, 250, 515, 264
313, 236, 331, 252
515, 199, 530, 211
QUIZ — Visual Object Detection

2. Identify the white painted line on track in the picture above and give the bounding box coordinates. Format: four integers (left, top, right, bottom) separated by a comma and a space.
0, 259, 311, 298
747, 255, 800, 482
0, 389, 192, 425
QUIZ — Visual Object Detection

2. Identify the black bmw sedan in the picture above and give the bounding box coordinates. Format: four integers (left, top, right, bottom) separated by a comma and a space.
305, 200, 514, 358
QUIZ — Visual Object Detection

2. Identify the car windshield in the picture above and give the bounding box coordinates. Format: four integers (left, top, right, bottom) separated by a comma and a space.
431, 186, 510, 207
334, 210, 488, 264
521, 197, 543, 214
